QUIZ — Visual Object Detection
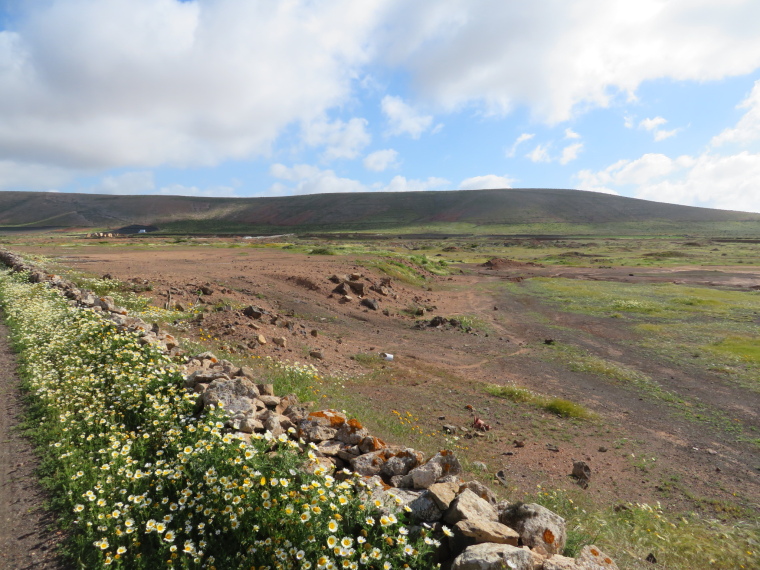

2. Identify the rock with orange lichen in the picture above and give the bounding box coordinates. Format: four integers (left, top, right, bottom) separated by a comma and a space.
576, 545, 619, 569
497, 502, 567, 556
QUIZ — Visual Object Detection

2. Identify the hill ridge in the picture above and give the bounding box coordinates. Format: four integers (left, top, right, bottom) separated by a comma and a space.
0, 188, 758, 232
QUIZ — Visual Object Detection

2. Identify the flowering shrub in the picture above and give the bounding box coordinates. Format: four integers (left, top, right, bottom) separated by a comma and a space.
0, 270, 438, 569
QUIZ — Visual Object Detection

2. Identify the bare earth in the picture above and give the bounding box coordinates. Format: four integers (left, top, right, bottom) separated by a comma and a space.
0, 320, 66, 569
16, 244, 760, 520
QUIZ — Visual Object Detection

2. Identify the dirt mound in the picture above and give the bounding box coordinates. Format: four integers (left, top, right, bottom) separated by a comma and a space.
482, 258, 542, 269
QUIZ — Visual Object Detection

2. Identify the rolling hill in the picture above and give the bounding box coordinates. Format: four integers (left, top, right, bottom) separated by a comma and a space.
1, 188, 759, 234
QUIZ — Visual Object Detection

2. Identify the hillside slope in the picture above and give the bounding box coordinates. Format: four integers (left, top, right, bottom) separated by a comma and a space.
0, 188, 758, 231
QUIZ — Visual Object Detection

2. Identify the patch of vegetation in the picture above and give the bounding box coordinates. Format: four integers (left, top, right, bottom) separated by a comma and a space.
362, 258, 427, 287
705, 335, 760, 363
0, 270, 438, 569
308, 246, 336, 255
530, 487, 759, 569
485, 384, 595, 419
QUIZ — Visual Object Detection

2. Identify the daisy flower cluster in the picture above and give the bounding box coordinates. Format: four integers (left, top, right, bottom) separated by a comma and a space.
0, 269, 439, 569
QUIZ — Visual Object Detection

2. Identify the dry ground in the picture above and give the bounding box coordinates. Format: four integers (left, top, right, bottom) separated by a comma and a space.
14, 242, 760, 521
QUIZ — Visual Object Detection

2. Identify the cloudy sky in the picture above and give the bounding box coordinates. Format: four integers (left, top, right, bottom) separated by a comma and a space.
2, 0, 760, 212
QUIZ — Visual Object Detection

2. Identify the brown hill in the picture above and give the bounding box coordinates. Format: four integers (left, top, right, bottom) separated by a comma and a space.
0, 188, 758, 232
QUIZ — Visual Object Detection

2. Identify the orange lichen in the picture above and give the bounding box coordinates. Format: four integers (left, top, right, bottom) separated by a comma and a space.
543, 529, 555, 545
308, 410, 346, 427
347, 418, 363, 430
590, 548, 600, 556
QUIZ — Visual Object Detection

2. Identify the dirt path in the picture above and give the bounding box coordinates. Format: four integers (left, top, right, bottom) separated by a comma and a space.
0, 320, 65, 569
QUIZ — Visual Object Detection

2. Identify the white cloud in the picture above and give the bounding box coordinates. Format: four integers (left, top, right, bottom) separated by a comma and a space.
712, 79, 760, 146
363, 149, 400, 172
527, 144, 551, 163
301, 116, 371, 161
577, 83, 760, 212
576, 151, 760, 212
564, 128, 581, 139
639, 116, 668, 131
383, 175, 449, 193
94, 171, 155, 195
82, 171, 239, 197
635, 152, 760, 212
638, 116, 680, 141
0, 0, 382, 173
269, 163, 448, 194
158, 184, 238, 197
0, 159, 77, 191
507, 133, 535, 158
269, 163, 368, 195
381, 95, 433, 138
559, 142, 584, 165
654, 128, 679, 142
458, 175, 514, 190
378, 1, 760, 123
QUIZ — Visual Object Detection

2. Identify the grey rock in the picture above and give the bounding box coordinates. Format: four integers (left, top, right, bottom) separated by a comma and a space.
334, 421, 369, 445
300, 424, 338, 443
463, 480, 498, 505
428, 480, 461, 511
201, 377, 260, 415
444, 489, 498, 526
576, 545, 618, 569
498, 502, 566, 556
409, 461, 443, 489
350, 450, 387, 476
451, 543, 533, 570
408, 491, 443, 522
380, 449, 424, 478
454, 519, 519, 545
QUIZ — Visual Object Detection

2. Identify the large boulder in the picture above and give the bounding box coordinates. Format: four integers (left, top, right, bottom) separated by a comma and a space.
498, 502, 567, 556
201, 377, 260, 415
451, 543, 533, 570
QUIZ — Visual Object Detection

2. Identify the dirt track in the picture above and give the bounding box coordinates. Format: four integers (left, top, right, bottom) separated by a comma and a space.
16, 244, 760, 518
0, 320, 65, 569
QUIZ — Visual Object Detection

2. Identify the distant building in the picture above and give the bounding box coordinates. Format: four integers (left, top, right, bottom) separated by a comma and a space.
115, 224, 159, 234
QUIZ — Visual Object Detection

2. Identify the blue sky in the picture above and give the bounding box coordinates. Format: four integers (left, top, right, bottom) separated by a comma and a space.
2, 1, 760, 212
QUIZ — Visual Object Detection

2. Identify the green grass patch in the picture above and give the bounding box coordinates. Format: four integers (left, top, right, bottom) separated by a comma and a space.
485, 384, 594, 419
705, 335, 760, 363
361, 258, 427, 287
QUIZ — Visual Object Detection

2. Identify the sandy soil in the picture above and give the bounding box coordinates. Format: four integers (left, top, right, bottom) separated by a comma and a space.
17, 244, 760, 518
0, 320, 66, 569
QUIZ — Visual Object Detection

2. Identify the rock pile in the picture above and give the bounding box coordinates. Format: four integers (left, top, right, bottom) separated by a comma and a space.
0, 248, 618, 570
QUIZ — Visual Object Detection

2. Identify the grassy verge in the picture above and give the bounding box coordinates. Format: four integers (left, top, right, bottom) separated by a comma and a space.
531, 487, 758, 569
0, 269, 437, 569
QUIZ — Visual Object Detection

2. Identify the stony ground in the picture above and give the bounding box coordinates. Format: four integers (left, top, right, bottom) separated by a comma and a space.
13, 242, 760, 521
